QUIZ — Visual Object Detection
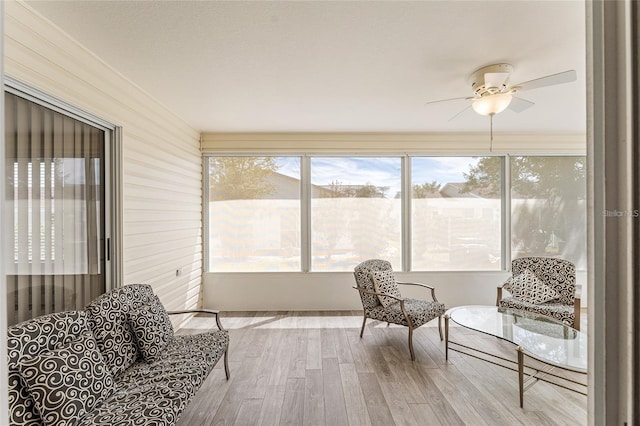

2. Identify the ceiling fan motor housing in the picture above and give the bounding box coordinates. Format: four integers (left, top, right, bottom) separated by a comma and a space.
469, 63, 513, 96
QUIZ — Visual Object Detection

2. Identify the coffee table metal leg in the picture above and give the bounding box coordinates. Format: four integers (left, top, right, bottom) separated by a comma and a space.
517, 346, 524, 408
444, 314, 450, 361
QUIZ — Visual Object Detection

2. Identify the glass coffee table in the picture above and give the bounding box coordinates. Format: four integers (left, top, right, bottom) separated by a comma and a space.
444, 305, 587, 408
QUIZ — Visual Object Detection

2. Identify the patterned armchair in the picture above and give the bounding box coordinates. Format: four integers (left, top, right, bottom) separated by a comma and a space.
497, 257, 582, 330
353, 259, 446, 361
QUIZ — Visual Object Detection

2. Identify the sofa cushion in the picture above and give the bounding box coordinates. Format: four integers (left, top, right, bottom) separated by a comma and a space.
85, 284, 157, 377
17, 331, 116, 426
75, 381, 194, 426
128, 297, 175, 362
507, 269, 559, 304
370, 270, 402, 307
75, 330, 230, 426
7, 311, 89, 426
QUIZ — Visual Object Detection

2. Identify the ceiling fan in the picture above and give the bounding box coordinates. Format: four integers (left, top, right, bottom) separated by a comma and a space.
426, 63, 577, 149
427, 63, 576, 117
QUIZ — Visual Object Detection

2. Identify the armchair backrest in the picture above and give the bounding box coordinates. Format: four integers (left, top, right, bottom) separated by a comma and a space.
353, 259, 393, 310
512, 257, 576, 305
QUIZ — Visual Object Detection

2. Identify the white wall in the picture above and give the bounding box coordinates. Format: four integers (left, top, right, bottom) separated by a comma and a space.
4, 1, 203, 320
204, 270, 588, 311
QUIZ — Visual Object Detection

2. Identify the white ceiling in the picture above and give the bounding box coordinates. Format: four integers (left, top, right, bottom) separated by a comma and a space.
26, 0, 586, 133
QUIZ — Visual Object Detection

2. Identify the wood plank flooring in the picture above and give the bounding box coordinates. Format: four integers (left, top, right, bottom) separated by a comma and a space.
177, 311, 587, 426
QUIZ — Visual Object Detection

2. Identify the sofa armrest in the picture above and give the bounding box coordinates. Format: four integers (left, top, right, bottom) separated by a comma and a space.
167, 309, 226, 332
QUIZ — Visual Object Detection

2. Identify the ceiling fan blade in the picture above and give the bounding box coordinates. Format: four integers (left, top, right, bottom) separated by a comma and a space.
424, 96, 472, 106
448, 105, 473, 122
513, 70, 577, 92
508, 96, 535, 113
484, 72, 510, 90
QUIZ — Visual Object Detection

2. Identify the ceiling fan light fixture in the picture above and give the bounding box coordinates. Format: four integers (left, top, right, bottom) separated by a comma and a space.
472, 93, 513, 116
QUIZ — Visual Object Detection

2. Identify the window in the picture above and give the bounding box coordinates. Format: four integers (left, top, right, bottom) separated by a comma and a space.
204, 153, 586, 273
510, 156, 586, 269
411, 157, 502, 271
310, 157, 402, 271
207, 156, 301, 272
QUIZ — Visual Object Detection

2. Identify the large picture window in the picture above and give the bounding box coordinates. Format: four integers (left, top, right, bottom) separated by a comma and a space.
310, 157, 402, 271
207, 156, 301, 272
204, 153, 586, 273
411, 157, 502, 271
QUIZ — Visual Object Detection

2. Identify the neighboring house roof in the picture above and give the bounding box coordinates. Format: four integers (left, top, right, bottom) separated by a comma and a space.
263, 172, 335, 199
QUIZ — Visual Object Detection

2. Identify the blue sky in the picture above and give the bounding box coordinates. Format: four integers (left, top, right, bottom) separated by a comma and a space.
276, 156, 484, 198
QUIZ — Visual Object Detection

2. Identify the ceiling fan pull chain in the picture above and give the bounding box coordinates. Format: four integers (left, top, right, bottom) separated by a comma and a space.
490, 114, 494, 152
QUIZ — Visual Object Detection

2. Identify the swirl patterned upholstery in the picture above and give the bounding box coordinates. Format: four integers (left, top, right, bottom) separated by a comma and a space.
497, 257, 581, 330
7, 284, 230, 426
353, 259, 446, 361
8, 311, 89, 426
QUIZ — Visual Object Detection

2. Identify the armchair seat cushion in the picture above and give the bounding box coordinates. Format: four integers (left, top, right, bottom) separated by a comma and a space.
499, 297, 576, 325
367, 298, 446, 328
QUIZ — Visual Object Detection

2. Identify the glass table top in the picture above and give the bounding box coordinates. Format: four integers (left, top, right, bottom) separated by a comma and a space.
447, 305, 587, 372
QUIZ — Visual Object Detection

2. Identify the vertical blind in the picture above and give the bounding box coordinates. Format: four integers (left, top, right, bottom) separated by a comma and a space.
5, 92, 105, 326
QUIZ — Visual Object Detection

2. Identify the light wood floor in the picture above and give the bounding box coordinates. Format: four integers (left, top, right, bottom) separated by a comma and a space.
177, 311, 587, 426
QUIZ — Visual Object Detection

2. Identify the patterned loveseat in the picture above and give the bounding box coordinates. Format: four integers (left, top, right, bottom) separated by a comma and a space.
7, 284, 230, 426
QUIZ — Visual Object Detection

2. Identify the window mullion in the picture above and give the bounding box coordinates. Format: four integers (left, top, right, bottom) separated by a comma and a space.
402, 156, 411, 272
503, 155, 511, 271
301, 156, 311, 272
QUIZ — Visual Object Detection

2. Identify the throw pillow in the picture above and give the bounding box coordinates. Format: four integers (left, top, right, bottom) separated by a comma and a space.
509, 269, 560, 304
370, 270, 402, 307
17, 331, 116, 426
128, 298, 175, 362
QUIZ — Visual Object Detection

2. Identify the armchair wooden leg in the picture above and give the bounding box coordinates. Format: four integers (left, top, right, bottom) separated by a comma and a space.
438, 316, 443, 341
223, 349, 230, 380
360, 316, 367, 338
408, 327, 415, 361
573, 298, 581, 331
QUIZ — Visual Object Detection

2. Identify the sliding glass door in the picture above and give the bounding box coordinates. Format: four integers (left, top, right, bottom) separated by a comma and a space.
5, 91, 108, 326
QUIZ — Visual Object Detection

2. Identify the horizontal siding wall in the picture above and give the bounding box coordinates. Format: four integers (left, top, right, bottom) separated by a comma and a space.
4, 1, 204, 322
202, 131, 587, 154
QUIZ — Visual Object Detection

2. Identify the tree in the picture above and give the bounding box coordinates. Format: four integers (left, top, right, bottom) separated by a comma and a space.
462, 157, 586, 200
320, 181, 389, 198
463, 156, 586, 266
355, 183, 388, 198
412, 181, 441, 198
462, 157, 502, 196
209, 157, 278, 200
